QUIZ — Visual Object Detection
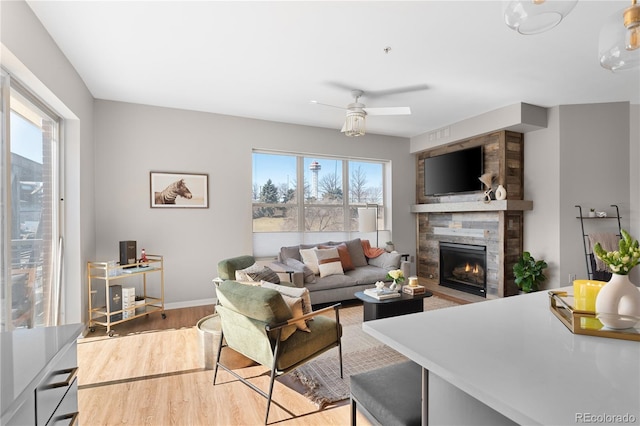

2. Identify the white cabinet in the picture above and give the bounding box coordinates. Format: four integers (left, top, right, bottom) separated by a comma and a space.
1, 323, 83, 425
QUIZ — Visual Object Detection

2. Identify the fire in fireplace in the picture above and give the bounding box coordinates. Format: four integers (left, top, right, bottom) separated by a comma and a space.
439, 242, 487, 297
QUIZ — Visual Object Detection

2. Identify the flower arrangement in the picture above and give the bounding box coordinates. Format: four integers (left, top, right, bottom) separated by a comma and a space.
594, 229, 640, 275
386, 269, 405, 283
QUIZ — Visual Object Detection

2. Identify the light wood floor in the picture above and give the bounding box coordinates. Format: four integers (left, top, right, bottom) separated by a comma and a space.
78, 305, 371, 425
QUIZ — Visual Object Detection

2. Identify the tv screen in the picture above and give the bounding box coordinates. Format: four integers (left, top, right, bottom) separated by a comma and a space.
424, 146, 483, 196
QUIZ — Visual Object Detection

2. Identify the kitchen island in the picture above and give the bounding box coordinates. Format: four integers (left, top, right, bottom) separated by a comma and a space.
363, 288, 639, 425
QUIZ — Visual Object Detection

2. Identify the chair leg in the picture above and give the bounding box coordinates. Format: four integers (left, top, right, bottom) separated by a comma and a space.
338, 338, 343, 379
212, 329, 225, 385
264, 366, 278, 425
350, 396, 357, 426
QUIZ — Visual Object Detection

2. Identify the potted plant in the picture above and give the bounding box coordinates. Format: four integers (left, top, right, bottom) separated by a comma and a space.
589, 208, 596, 217
513, 251, 548, 293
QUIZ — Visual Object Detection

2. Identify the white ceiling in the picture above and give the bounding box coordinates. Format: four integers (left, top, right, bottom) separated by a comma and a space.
26, 1, 640, 138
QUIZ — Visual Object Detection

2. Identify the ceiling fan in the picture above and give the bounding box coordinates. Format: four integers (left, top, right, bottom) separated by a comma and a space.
311, 89, 416, 137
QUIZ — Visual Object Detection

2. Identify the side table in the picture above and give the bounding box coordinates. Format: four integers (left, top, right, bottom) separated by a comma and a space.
354, 290, 432, 322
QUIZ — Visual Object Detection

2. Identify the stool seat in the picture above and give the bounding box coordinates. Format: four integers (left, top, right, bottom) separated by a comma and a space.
350, 361, 421, 426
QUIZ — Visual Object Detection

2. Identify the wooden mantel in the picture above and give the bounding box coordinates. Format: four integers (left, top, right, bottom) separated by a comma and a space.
410, 200, 533, 213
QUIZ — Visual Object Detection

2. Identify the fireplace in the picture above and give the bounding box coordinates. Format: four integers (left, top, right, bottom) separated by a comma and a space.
439, 242, 487, 297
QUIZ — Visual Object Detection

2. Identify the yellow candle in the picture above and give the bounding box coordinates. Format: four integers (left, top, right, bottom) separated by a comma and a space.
573, 279, 606, 312
573, 279, 607, 329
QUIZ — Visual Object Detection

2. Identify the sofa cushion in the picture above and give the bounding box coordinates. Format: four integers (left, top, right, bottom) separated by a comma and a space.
280, 245, 302, 262
300, 248, 320, 275
315, 247, 344, 278
367, 252, 401, 270
284, 258, 316, 284
345, 265, 392, 285
307, 273, 355, 292
342, 238, 368, 267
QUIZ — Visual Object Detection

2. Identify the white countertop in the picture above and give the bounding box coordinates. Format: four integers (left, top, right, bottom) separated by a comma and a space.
363, 288, 640, 425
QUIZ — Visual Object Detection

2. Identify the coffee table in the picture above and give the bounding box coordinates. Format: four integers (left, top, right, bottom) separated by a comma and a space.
354, 289, 433, 322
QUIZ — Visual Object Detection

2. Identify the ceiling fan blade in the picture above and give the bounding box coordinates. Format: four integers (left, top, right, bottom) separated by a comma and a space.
310, 100, 345, 111
363, 106, 411, 116
365, 84, 429, 99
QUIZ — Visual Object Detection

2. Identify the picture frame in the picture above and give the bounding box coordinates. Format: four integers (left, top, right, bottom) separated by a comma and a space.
150, 172, 209, 208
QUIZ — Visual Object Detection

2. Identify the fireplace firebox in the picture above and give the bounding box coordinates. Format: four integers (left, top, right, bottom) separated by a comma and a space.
439, 242, 487, 297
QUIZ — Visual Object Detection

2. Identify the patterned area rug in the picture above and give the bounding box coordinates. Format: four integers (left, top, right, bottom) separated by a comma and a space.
290, 296, 460, 408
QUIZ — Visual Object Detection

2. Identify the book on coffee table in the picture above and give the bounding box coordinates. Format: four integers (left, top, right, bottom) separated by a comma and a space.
364, 288, 402, 300
402, 285, 426, 295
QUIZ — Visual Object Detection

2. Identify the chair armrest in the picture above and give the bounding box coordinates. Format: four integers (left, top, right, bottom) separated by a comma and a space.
266, 303, 341, 331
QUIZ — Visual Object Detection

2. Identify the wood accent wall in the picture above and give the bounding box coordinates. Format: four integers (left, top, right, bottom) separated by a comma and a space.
415, 131, 524, 297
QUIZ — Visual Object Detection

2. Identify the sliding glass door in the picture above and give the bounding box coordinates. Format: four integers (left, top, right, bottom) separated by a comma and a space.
1, 70, 61, 331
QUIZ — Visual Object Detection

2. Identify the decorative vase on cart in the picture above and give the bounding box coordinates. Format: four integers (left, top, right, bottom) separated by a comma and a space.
593, 229, 640, 329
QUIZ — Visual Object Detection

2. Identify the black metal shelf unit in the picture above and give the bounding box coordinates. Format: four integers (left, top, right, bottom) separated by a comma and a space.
575, 204, 622, 280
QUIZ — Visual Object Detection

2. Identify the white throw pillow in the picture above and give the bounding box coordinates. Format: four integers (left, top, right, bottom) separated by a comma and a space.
314, 247, 344, 278
300, 248, 320, 275
261, 281, 312, 315
280, 294, 311, 333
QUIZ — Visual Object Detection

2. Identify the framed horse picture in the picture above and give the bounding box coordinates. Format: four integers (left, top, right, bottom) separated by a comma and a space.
150, 172, 209, 208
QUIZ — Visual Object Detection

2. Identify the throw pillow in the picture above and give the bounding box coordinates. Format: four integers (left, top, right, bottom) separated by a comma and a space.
261, 281, 312, 315
300, 248, 320, 275
343, 238, 368, 267
234, 263, 263, 281
236, 264, 280, 284
368, 251, 402, 270
314, 247, 344, 278
280, 294, 311, 333
321, 243, 354, 271
284, 258, 316, 284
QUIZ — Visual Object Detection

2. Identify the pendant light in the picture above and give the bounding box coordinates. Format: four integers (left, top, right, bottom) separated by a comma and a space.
504, 0, 578, 35
599, 0, 640, 71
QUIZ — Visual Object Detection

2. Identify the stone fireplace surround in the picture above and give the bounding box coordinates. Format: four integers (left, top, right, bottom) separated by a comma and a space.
412, 131, 533, 298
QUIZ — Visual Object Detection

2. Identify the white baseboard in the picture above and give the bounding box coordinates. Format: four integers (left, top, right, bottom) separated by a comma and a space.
163, 297, 217, 311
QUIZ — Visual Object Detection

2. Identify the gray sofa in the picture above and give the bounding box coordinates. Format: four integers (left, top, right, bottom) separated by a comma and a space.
274, 238, 410, 305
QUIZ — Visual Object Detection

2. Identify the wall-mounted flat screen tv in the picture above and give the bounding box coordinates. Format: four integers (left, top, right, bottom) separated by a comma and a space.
424, 146, 483, 196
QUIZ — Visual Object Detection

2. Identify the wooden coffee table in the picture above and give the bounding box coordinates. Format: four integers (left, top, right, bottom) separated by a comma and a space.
354, 290, 433, 322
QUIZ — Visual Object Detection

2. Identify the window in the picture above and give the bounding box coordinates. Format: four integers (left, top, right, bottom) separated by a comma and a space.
1, 71, 62, 331
252, 151, 387, 255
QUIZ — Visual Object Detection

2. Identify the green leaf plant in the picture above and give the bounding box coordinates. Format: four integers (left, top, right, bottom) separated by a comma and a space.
513, 251, 548, 293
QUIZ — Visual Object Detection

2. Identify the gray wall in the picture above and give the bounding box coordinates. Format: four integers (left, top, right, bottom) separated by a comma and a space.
1, 0, 95, 324
524, 102, 634, 289
94, 100, 415, 307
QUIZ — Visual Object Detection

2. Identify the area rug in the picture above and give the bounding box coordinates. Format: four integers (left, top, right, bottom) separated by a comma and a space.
290, 296, 460, 408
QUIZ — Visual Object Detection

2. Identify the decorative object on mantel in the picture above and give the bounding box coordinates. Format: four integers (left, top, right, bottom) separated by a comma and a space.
386, 269, 405, 292
495, 184, 507, 201
513, 251, 548, 293
593, 229, 640, 329
478, 172, 493, 203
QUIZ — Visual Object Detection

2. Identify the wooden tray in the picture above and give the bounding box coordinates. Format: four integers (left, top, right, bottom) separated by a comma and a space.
548, 291, 640, 342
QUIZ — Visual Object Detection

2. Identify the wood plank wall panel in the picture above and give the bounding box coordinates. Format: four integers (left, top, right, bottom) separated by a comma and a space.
414, 131, 524, 298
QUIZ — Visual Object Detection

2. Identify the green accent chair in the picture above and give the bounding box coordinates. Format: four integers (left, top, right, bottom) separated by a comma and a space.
217, 255, 257, 280
213, 280, 343, 424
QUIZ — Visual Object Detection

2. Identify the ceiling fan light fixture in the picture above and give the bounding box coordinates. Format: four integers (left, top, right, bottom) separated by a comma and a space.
504, 0, 578, 35
343, 110, 366, 137
599, 0, 640, 71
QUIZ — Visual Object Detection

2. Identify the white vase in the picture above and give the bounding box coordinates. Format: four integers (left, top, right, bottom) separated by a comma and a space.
495, 184, 507, 200
389, 280, 400, 292
595, 273, 640, 329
